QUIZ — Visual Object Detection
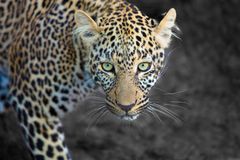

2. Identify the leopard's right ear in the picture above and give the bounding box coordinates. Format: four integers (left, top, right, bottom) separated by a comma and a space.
154, 8, 177, 48
74, 11, 102, 43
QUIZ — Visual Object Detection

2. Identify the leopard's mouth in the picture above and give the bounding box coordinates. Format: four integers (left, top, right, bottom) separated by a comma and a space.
105, 102, 140, 121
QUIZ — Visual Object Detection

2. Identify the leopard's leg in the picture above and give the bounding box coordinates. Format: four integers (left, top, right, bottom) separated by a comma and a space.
12, 95, 72, 160
19, 109, 71, 160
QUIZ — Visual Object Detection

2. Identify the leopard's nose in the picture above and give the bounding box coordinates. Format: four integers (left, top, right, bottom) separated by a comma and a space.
117, 102, 135, 112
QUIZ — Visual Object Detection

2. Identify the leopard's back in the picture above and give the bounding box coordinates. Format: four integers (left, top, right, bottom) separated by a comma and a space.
0, 0, 42, 112
0, 0, 27, 112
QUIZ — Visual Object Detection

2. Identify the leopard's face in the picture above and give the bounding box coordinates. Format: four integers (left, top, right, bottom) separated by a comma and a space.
90, 29, 164, 121
75, 8, 177, 120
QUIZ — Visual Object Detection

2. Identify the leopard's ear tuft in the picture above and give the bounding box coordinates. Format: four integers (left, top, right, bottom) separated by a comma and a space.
74, 11, 102, 43
154, 8, 177, 48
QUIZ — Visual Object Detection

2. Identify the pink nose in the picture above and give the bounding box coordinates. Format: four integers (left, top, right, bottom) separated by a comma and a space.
117, 103, 135, 112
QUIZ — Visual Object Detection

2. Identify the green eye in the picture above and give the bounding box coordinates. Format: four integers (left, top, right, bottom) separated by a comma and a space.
138, 62, 151, 72
101, 62, 114, 72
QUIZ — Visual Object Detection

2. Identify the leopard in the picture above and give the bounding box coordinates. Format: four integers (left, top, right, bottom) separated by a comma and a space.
0, 0, 178, 159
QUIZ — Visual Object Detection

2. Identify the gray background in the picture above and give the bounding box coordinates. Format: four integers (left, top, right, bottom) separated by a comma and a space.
0, 0, 239, 160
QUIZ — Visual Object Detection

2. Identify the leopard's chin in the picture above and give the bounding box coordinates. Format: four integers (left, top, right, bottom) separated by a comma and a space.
120, 114, 139, 121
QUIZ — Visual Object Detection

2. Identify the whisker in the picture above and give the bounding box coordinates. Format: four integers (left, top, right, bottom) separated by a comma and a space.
172, 32, 182, 40
87, 95, 104, 99
86, 96, 105, 102
150, 104, 179, 118
86, 105, 107, 119
164, 103, 188, 110
140, 111, 150, 120
79, 105, 104, 122
163, 89, 188, 95
91, 89, 105, 96
88, 102, 106, 106
158, 65, 169, 79
134, 105, 147, 113
97, 89, 105, 95
149, 104, 182, 124
158, 47, 180, 79
85, 107, 107, 135
140, 111, 153, 125
141, 111, 149, 117
152, 87, 188, 96
92, 110, 108, 127
169, 100, 190, 105
148, 106, 172, 119
146, 108, 163, 123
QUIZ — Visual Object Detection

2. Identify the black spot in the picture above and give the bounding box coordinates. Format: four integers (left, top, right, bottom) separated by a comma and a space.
45, 88, 52, 96
31, 80, 37, 91
34, 121, 41, 134
52, 96, 59, 103
43, 131, 49, 139
0, 7, 4, 19
22, 110, 28, 126
17, 94, 24, 104
28, 136, 35, 150
106, 31, 113, 36
53, 75, 58, 82
51, 133, 58, 142
35, 154, 44, 160
59, 105, 68, 112
43, 26, 51, 39
24, 100, 32, 109
36, 138, 44, 151
12, 100, 17, 110
42, 96, 49, 105
57, 156, 64, 160
148, 41, 153, 47
141, 31, 147, 37
136, 36, 141, 42
29, 124, 35, 137
56, 145, 63, 152
60, 89, 69, 94
160, 52, 163, 58
49, 107, 58, 116
134, 27, 139, 33
135, 15, 142, 19
75, 0, 81, 9
136, 41, 140, 47
61, 97, 68, 102
46, 145, 54, 158
54, 85, 59, 91
61, 0, 69, 5
83, 31, 94, 37
110, 36, 115, 41
36, 78, 44, 87
17, 108, 22, 122
57, 126, 63, 133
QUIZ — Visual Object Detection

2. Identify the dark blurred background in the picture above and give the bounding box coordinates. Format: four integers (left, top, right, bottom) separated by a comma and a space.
0, 0, 240, 160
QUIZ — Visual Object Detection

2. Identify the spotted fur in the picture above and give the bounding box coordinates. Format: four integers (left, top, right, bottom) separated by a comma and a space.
0, 0, 177, 159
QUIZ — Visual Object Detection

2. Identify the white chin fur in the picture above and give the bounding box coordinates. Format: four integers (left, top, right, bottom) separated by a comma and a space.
121, 114, 139, 121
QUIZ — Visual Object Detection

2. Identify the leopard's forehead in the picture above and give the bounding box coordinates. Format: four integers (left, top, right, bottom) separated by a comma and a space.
92, 8, 163, 69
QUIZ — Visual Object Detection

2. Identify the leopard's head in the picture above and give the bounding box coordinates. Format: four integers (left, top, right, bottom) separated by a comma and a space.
74, 7, 177, 121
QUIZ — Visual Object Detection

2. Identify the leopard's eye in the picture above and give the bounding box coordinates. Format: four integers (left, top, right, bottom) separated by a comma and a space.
138, 62, 151, 72
101, 62, 114, 72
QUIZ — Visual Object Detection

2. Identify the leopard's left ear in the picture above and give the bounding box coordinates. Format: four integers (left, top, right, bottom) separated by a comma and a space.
74, 11, 102, 43
154, 8, 177, 48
